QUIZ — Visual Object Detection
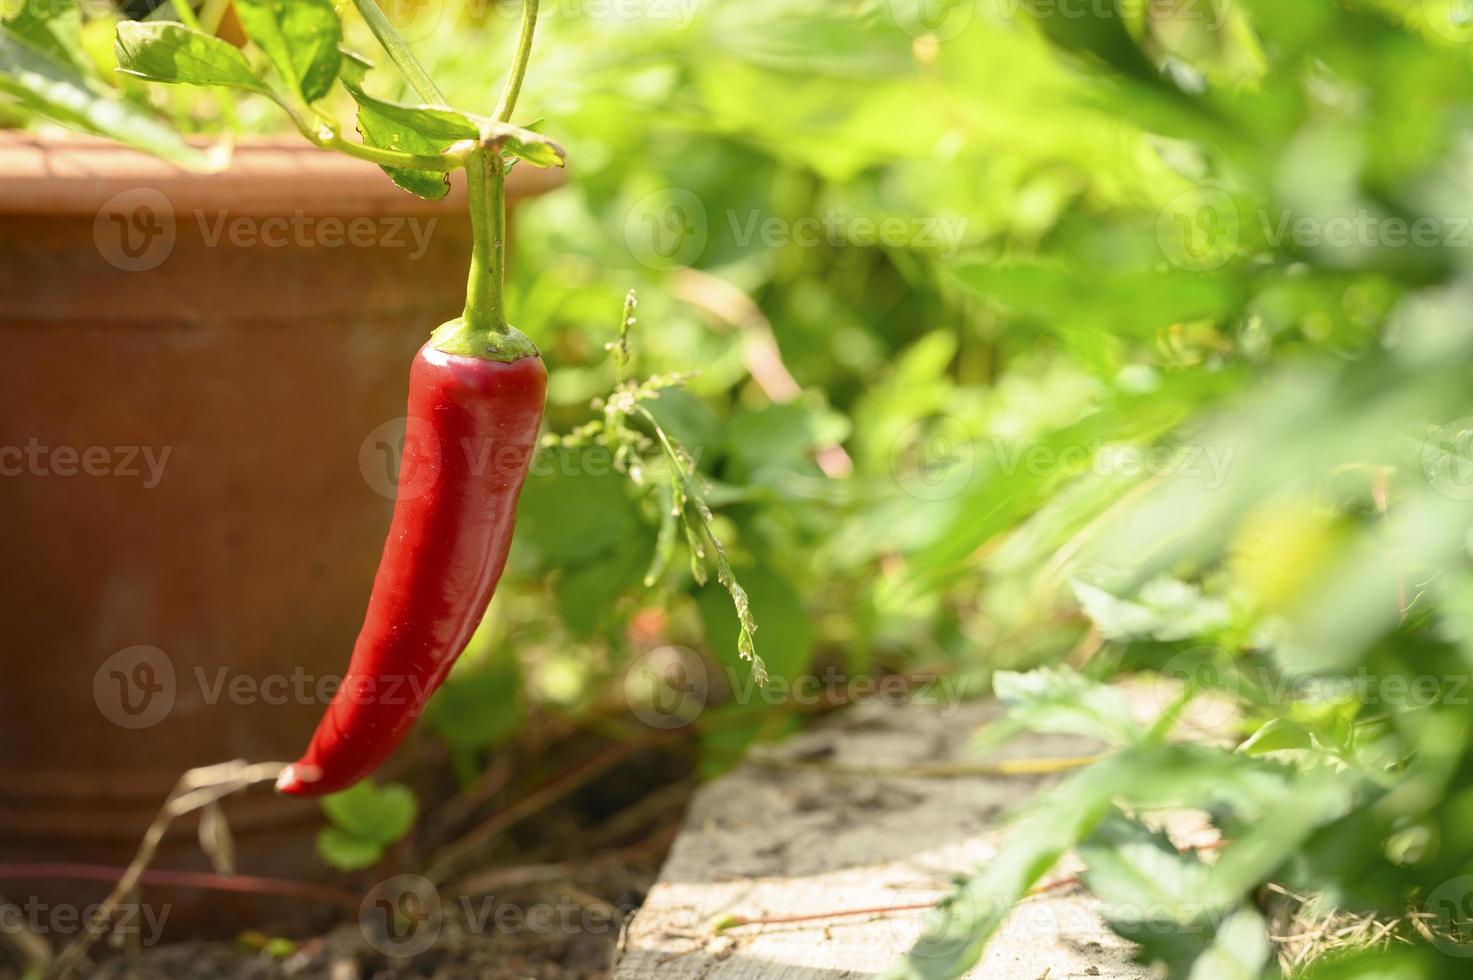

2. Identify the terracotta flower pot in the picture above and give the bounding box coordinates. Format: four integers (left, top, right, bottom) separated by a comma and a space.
0, 133, 561, 932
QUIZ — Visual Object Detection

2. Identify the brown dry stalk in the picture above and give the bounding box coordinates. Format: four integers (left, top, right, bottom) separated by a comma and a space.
48, 759, 287, 979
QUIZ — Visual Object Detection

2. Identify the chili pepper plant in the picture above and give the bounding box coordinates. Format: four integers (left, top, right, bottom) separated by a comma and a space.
91, 0, 764, 868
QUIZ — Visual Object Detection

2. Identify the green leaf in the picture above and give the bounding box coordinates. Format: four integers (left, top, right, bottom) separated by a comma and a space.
481, 120, 567, 169
429, 662, 523, 752
517, 467, 640, 565
315, 826, 385, 871
233, 0, 340, 103
0, 30, 210, 167
974, 667, 1141, 753
1186, 908, 1273, 980
114, 21, 269, 93
697, 564, 808, 683
320, 781, 417, 845
1237, 716, 1315, 756
558, 543, 652, 636
883, 754, 1129, 979
1071, 577, 1230, 643
343, 79, 479, 140
4, 0, 83, 73
337, 45, 372, 86
1079, 813, 1218, 974
355, 98, 455, 199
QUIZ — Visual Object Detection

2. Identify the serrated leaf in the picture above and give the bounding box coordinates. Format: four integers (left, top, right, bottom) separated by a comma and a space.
976, 667, 1141, 752
315, 826, 385, 871
321, 781, 417, 845
114, 21, 269, 93
1071, 577, 1230, 642
233, 0, 340, 103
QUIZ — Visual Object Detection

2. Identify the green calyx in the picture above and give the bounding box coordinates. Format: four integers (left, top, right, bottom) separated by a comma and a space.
430, 317, 540, 362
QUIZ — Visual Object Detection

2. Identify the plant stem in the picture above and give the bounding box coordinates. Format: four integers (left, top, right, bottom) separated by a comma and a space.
462, 147, 508, 332
494, 0, 541, 123
352, 0, 446, 104
455, 0, 541, 339
319, 131, 465, 171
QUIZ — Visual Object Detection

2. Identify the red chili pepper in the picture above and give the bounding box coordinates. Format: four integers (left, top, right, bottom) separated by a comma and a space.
276, 335, 545, 797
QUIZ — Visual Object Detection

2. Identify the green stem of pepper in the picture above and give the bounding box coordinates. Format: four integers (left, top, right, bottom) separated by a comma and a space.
461, 147, 508, 333
494, 0, 541, 124
436, 0, 542, 360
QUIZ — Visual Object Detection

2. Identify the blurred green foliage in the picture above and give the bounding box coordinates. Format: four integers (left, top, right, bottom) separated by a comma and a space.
13, 0, 1473, 975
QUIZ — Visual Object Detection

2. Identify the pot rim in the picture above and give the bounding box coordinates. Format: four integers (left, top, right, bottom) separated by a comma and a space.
0, 130, 566, 217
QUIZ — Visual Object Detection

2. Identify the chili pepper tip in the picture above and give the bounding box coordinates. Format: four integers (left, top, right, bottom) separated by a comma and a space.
274, 764, 322, 796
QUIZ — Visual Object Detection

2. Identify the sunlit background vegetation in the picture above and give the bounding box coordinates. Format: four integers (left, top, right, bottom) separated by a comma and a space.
11, 0, 1473, 975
